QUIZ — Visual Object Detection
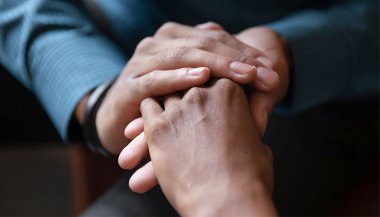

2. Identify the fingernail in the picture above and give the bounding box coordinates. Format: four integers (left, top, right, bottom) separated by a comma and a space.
229, 61, 256, 75
188, 67, 206, 76
257, 67, 279, 86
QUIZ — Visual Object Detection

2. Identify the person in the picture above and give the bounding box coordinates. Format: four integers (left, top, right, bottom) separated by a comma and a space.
0, 0, 378, 215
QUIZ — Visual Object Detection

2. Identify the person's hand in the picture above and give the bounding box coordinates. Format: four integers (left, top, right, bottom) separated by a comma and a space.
77, 22, 280, 154
121, 79, 276, 216
236, 26, 291, 135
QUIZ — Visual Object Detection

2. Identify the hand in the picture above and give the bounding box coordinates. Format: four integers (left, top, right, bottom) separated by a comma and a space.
124, 79, 276, 216
118, 22, 289, 192
154, 22, 290, 135
77, 22, 280, 154
236, 27, 291, 135
152, 22, 280, 93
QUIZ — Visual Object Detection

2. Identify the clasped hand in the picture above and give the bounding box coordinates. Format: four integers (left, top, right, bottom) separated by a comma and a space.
115, 22, 289, 194
96, 22, 288, 154
129, 79, 275, 216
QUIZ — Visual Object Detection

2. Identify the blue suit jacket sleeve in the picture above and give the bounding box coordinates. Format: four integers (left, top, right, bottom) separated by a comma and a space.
0, 0, 127, 139
267, 0, 379, 112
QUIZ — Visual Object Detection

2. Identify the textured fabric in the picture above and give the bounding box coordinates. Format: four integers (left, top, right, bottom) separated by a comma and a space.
268, 0, 379, 112
0, 0, 126, 138
0, 0, 378, 139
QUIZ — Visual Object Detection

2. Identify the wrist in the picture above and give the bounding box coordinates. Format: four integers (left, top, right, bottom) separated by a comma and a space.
179, 177, 275, 217
81, 80, 116, 157
75, 94, 90, 125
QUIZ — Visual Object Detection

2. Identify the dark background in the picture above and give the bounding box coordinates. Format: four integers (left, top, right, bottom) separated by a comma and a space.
0, 65, 72, 216
0, 65, 60, 144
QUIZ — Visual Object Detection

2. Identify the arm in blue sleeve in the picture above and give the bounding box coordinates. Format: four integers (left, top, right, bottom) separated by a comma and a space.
0, 0, 127, 139
267, 0, 379, 112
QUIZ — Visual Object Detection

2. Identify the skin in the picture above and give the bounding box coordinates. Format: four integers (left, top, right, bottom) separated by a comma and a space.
75, 22, 281, 155
134, 79, 276, 216
119, 22, 290, 193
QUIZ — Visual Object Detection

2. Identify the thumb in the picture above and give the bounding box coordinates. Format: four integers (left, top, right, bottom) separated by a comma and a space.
249, 92, 276, 137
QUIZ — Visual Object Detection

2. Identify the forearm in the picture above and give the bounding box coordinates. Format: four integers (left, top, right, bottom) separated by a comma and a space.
0, 0, 126, 139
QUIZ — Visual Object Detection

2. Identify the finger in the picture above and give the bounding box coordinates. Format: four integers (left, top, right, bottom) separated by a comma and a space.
250, 66, 280, 91
136, 37, 261, 66
195, 21, 224, 30
249, 92, 276, 137
135, 38, 278, 92
129, 161, 158, 193
124, 117, 144, 140
132, 67, 210, 103
118, 132, 149, 170
155, 22, 259, 56
140, 98, 164, 128
163, 92, 182, 110
138, 49, 257, 85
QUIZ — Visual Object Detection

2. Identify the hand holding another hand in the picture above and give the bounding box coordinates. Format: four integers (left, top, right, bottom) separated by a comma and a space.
125, 79, 276, 216
118, 22, 290, 193
92, 22, 280, 154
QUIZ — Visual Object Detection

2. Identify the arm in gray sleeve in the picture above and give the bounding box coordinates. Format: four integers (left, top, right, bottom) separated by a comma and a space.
267, 0, 379, 112
0, 0, 127, 139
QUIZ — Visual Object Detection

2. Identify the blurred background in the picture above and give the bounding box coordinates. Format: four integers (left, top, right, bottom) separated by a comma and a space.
0, 65, 124, 216
0, 64, 72, 216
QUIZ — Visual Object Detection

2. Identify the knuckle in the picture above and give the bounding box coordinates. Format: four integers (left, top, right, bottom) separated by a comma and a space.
140, 98, 154, 112
135, 37, 155, 53
141, 71, 158, 89
202, 53, 232, 71
201, 52, 219, 68
140, 98, 150, 110
156, 22, 178, 36
151, 117, 168, 131
159, 47, 189, 60
171, 47, 190, 58
213, 78, 245, 102
165, 104, 184, 122
184, 87, 208, 105
193, 36, 215, 50
154, 48, 182, 64
215, 78, 240, 92
211, 30, 230, 42
148, 117, 170, 138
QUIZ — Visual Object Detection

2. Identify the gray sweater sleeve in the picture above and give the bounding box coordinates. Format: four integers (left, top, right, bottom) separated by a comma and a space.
267, 0, 379, 112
